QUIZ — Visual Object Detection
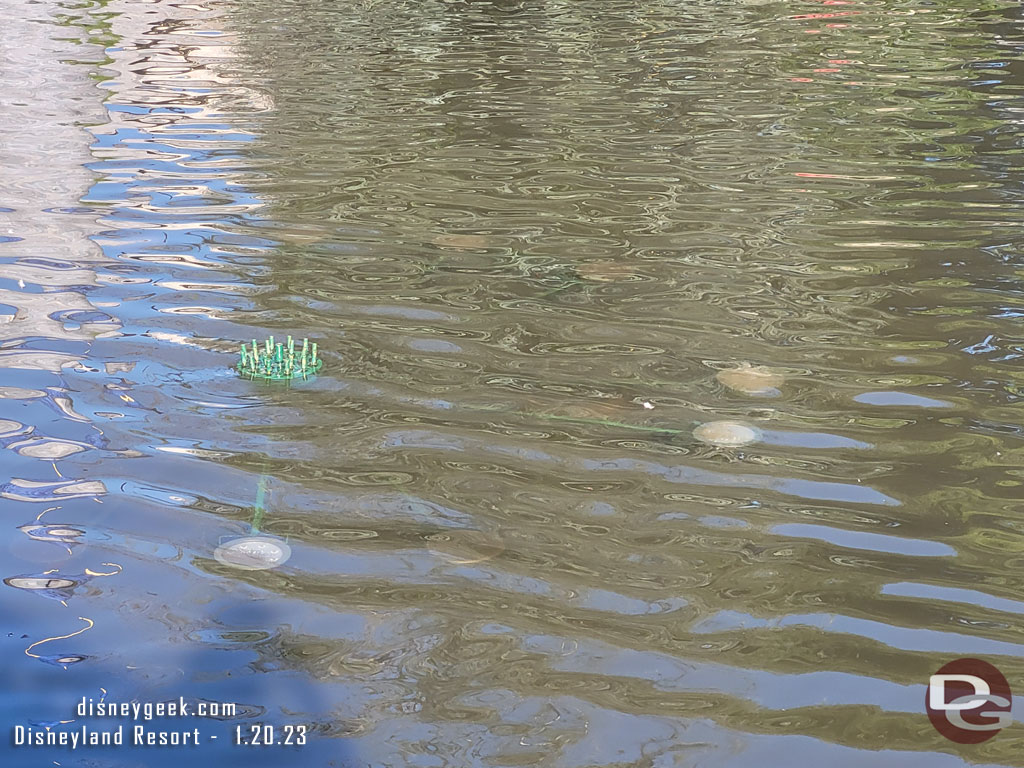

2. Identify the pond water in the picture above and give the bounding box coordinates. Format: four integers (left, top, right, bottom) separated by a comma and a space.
3, 0, 1024, 765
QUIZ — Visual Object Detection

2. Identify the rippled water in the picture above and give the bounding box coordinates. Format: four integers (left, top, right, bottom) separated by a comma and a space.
3, 0, 1024, 765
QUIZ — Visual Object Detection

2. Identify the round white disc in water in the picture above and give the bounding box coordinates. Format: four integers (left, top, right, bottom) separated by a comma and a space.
715, 364, 784, 395
5, 576, 77, 590
693, 420, 761, 447
214, 536, 291, 571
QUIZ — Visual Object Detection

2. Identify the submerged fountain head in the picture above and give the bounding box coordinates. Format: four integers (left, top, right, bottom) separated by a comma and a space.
715, 363, 785, 396
214, 536, 291, 571
237, 336, 321, 382
693, 420, 761, 447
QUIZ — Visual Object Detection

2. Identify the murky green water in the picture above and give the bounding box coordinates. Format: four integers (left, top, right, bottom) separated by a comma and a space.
3, 0, 1024, 765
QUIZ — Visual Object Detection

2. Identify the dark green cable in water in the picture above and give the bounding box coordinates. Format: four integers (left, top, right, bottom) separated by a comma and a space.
537, 411, 687, 436
250, 472, 269, 534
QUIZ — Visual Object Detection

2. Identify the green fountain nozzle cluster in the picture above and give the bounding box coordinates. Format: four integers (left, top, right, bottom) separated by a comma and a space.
237, 335, 321, 382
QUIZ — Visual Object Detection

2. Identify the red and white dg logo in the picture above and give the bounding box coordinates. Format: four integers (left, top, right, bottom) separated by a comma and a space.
927, 658, 1012, 744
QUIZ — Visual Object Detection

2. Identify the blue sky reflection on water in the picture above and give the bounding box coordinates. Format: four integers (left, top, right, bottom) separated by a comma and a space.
1, 1, 355, 765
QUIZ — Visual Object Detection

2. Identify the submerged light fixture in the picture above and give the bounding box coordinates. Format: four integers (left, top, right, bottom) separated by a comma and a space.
213, 474, 291, 571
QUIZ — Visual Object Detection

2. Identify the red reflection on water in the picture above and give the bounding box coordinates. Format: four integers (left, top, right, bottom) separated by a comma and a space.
790, 12, 859, 20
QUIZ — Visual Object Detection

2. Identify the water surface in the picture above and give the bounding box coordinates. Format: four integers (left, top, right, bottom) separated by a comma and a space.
3, 0, 1024, 765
